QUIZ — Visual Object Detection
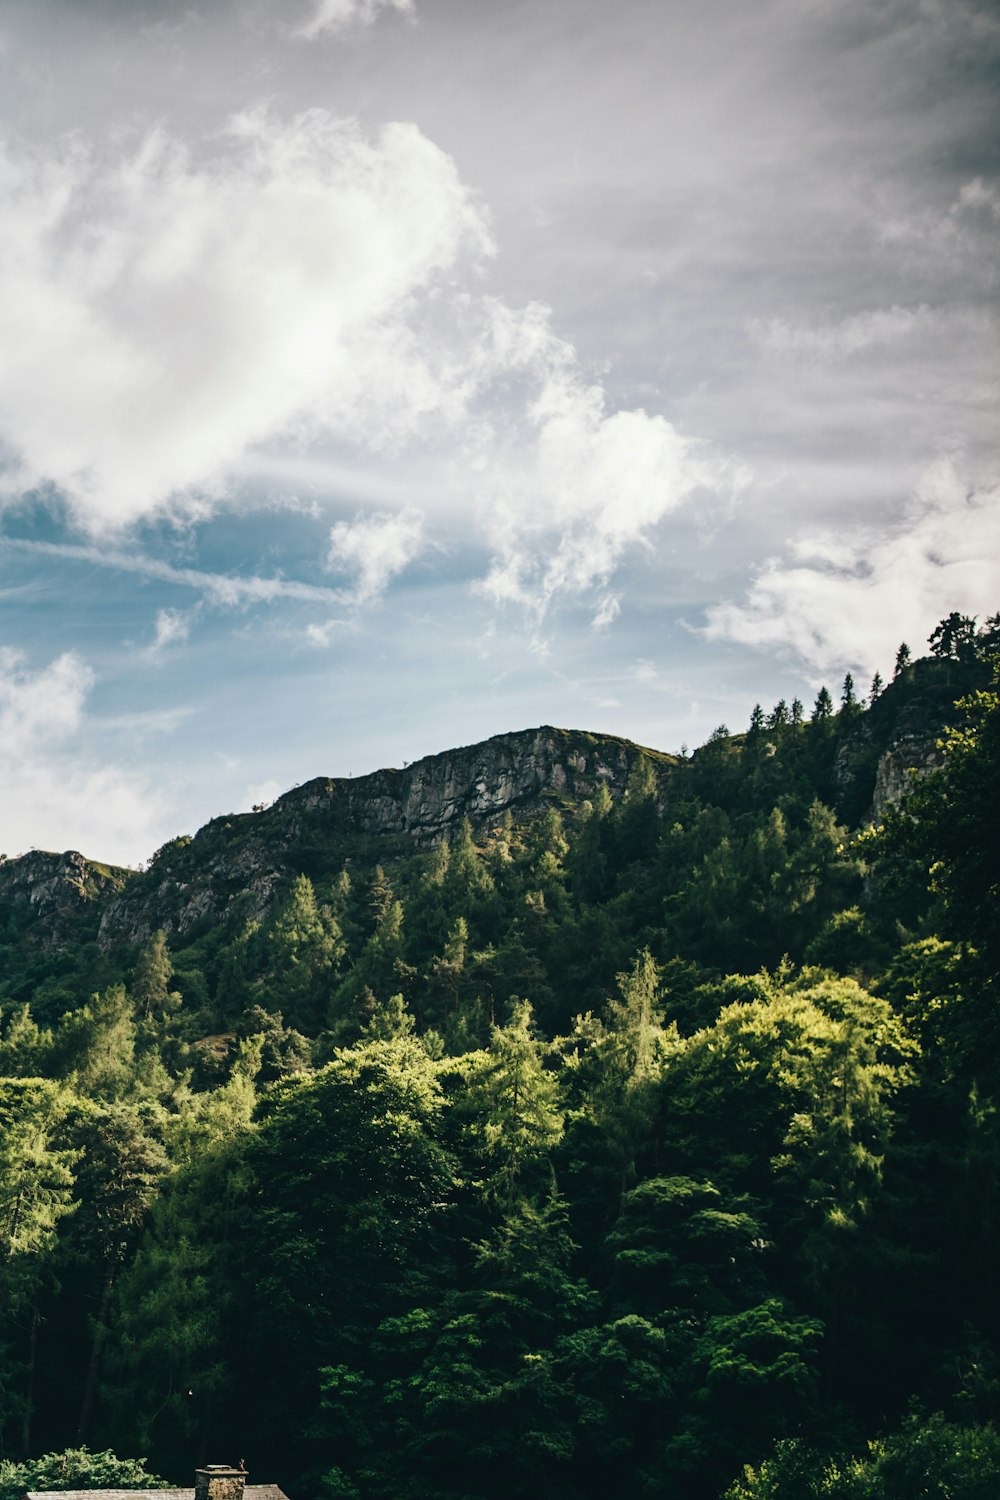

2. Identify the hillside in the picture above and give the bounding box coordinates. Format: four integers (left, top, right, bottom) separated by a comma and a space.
1, 622, 999, 1500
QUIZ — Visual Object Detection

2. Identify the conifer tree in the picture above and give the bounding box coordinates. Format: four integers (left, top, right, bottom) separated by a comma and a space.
266, 875, 345, 1030
811, 686, 833, 723
130, 932, 174, 1022
480, 999, 562, 1205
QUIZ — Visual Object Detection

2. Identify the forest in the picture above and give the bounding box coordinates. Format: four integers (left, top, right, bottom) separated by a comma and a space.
1, 611, 999, 1499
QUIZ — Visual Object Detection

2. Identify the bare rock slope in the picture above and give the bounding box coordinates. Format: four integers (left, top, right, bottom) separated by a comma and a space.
95, 726, 674, 947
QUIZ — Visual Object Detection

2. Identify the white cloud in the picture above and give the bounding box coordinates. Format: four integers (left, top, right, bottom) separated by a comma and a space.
2, 536, 346, 606
150, 607, 192, 653
703, 456, 1000, 677
472, 302, 746, 616
750, 305, 933, 362
295, 0, 414, 40
879, 176, 1000, 282
0, 649, 164, 862
591, 594, 621, 629
0, 110, 734, 625
0, 110, 489, 531
326, 505, 425, 603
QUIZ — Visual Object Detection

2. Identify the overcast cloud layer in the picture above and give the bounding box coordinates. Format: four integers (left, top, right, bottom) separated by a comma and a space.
0, 0, 996, 861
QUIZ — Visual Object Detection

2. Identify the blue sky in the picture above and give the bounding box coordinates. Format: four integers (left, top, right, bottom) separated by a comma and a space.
0, 0, 997, 863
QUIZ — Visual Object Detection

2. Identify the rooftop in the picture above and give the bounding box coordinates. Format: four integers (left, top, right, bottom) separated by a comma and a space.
25, 1491, 289, 1500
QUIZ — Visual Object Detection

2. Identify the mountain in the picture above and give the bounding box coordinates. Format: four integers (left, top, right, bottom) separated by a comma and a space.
0, 725, 675, 952
2, 629, 999, 1498
0, 669, 965, 957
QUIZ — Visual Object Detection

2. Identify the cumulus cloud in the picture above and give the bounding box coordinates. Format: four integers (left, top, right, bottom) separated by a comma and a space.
0, 110, 489, 531
703, 456, 1000, 677
0, 649, 164, 862
295, 0, 414, 39
326, 505, 425, 604
0, 108, 736, 625
471, 301, 746, 616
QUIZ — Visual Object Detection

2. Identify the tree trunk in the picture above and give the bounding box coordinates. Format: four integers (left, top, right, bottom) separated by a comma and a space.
21, 1305, 39, 1454
77, 1267, 114, 1443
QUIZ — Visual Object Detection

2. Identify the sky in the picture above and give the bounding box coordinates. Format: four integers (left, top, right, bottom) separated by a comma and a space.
0, 0, 997, 864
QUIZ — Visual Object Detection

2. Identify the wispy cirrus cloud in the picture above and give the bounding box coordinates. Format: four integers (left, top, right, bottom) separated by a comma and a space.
1, 536, 344, 606
749, 304, 935, 363
294, 0, 414, 41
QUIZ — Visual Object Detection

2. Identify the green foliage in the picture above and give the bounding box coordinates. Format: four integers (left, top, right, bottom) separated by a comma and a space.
725, 1411, 1000, 1498
0, 616, 996, 1497
0, 1447, 167, 1500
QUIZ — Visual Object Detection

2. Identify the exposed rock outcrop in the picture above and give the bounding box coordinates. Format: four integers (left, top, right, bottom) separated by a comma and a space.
871, 724, 947, 822
94, 726, 674, 948
0, 849, 129, 947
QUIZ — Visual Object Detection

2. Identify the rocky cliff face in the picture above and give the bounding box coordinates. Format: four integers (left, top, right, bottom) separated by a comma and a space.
871, 721, 947, 821
94, 726, 674, 949
833, 681, 953, 825
0, 849, 129, 947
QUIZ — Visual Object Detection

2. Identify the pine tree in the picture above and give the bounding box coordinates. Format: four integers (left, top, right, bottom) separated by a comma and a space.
130, 932, 173, 1021
266, 875, 345, 1030
479, 1000, 563, 1205
811, 686, 834, 723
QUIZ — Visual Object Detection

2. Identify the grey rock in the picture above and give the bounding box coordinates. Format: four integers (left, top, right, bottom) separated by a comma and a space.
95, 725, 673, 949
0, 849, 128, 947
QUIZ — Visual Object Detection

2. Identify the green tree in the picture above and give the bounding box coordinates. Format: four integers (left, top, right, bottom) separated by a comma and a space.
54, 986, 138, 1100
67, 1103, 170, 1442
266, 875, 345, 1030
0, 1006, 54, 1078
0, 1079, 78, 1453
237, 1038, 457, 1455
332, 1194, 595, 1500
725, 1411, 1000, 1499
107, 1043, 261, 1464
929, 611, 979, 664
0, 1447, 167, 1500
812, 687, 834, 724
130, 931, 176, 1022
475, 1000, 563, 1205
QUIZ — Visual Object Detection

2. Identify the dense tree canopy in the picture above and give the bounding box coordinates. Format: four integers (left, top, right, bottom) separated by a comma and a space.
1, 616, 998, 1497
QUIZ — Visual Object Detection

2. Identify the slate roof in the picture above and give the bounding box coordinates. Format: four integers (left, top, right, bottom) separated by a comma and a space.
25, 1490, 289, 1500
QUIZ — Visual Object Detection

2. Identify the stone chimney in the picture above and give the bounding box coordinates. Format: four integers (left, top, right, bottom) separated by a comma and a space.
195, 1467, 247, 1500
